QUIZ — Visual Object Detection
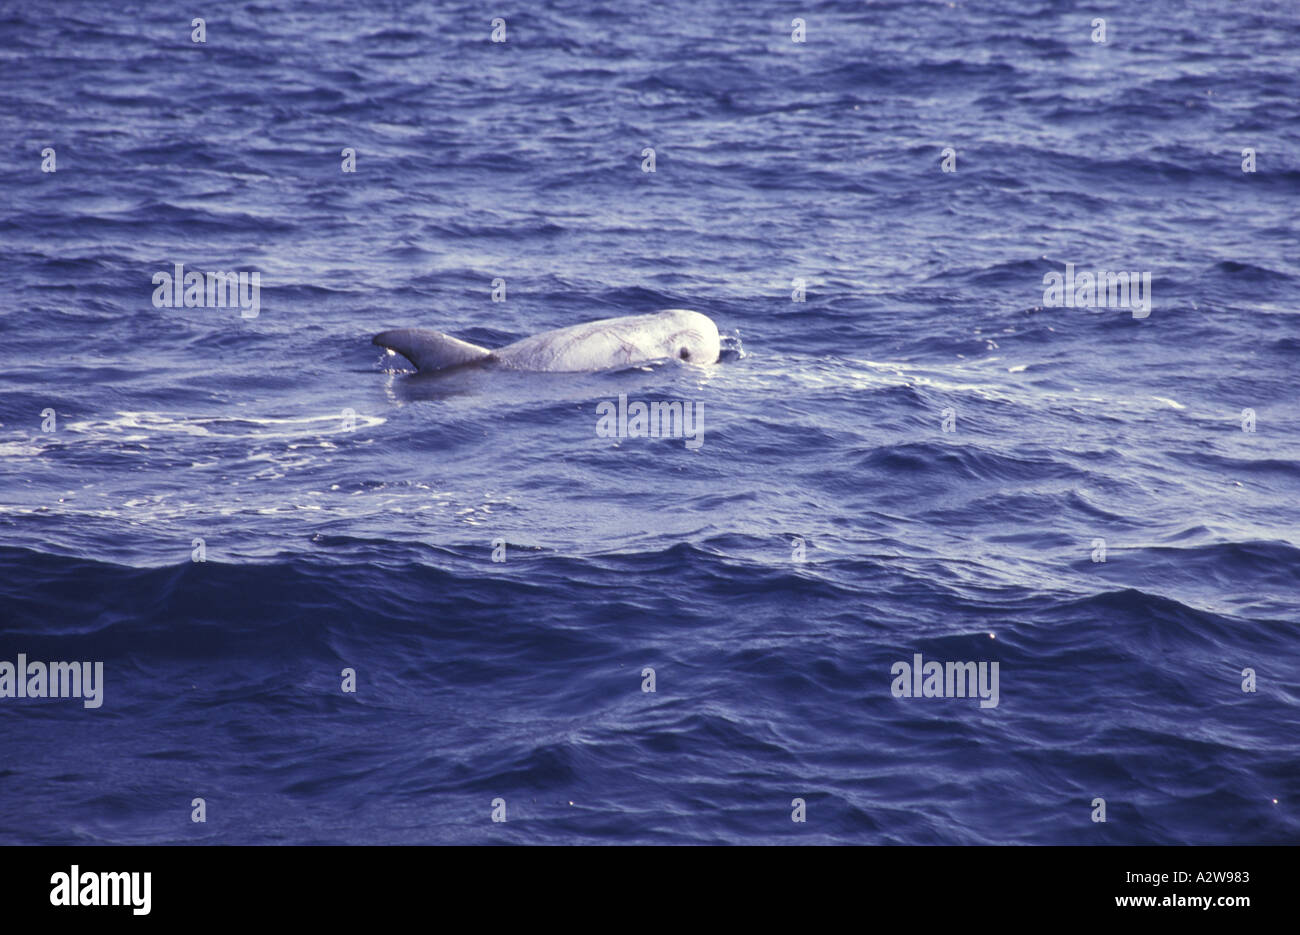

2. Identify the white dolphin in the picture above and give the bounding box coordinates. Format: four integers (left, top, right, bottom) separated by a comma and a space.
373, 308, 721, 373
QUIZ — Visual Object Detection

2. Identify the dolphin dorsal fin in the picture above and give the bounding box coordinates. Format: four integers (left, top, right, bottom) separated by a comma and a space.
373, 329, 493, 372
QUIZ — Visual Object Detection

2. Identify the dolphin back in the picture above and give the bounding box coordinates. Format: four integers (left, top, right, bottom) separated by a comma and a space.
373, 309, 720, 374
373, 328, 493, 372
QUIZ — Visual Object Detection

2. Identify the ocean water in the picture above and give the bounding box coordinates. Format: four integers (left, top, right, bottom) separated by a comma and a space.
1, 0, 1297, 845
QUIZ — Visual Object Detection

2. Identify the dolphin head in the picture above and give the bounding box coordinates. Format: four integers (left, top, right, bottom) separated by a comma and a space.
656, 309, 721, 365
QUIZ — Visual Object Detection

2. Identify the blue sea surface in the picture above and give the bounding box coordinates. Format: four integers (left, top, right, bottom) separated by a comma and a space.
1, 0, 1298, 844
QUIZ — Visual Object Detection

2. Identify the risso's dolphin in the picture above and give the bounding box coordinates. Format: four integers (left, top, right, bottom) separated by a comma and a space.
373, 309, 721, 373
